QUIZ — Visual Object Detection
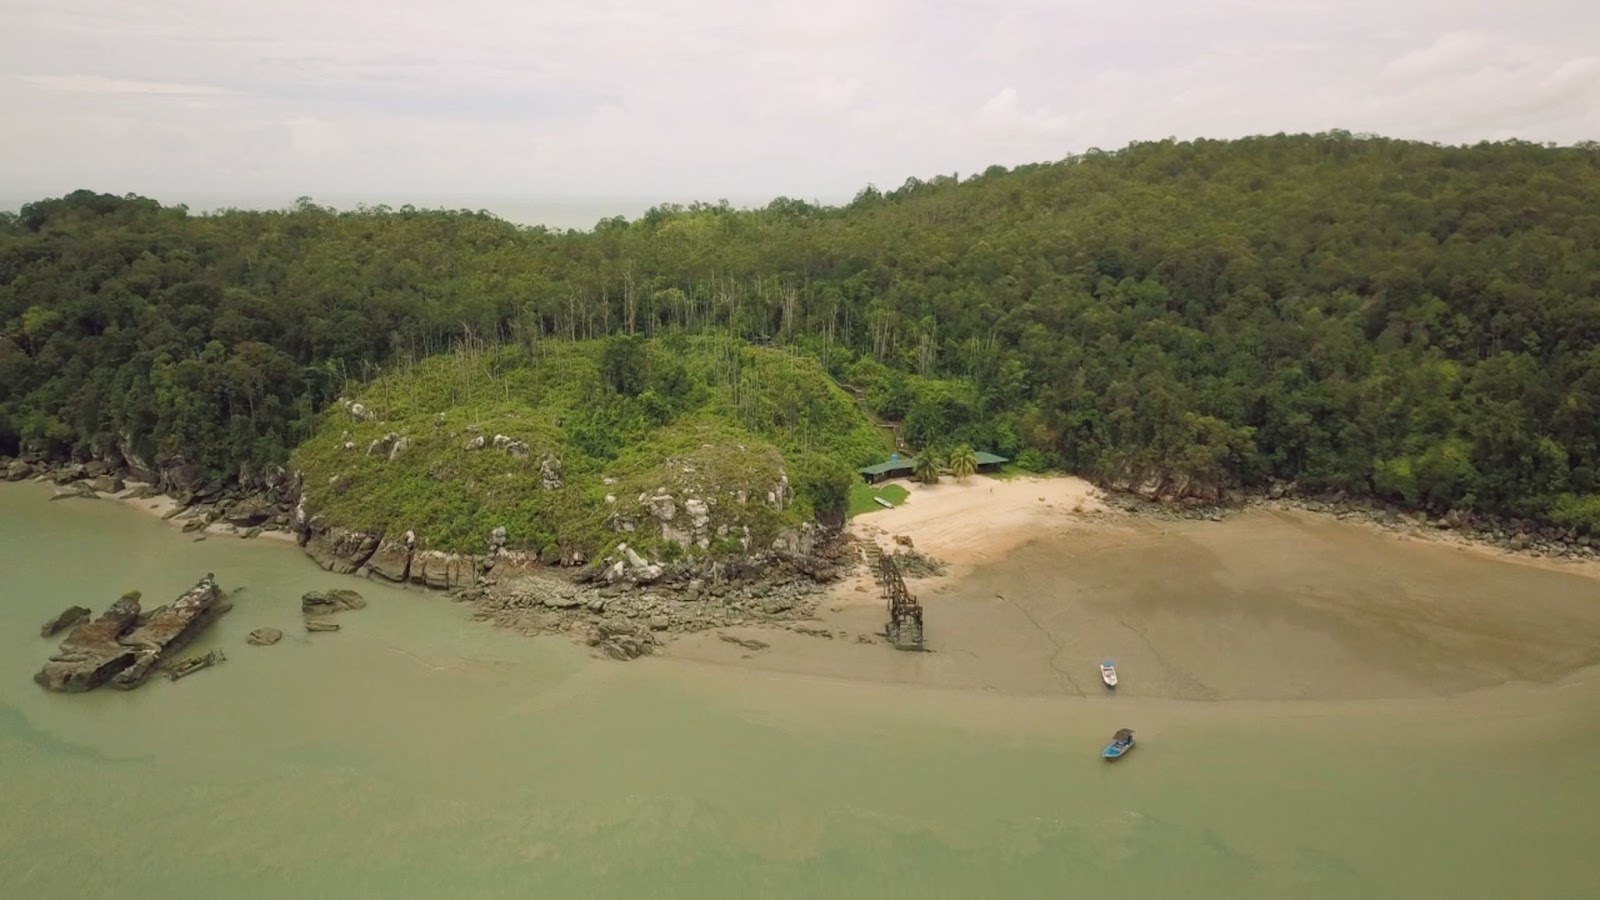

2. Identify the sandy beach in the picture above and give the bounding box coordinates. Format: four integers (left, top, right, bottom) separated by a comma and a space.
664, 474, 1600, 704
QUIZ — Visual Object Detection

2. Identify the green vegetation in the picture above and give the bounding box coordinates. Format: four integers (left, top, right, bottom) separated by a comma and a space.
848, 482, 910, 518
290, 336, 884, 554
5, 133, 1600, 533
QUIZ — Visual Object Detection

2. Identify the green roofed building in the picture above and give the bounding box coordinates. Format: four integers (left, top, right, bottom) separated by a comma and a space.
858, 451, 1008, 484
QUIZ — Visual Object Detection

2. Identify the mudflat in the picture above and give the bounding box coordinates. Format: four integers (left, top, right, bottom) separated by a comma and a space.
667, 476, 1600, 702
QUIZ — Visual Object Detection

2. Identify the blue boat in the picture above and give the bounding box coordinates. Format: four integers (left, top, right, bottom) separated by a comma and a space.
1102, 728, 1135, 760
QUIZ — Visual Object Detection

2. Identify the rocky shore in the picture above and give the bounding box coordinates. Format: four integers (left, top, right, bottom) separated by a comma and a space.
4, 451, 861, 660
1100, 479, 1600, 562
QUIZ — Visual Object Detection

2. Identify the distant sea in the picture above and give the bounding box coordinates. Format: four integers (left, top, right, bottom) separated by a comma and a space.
0, 191, 828, 232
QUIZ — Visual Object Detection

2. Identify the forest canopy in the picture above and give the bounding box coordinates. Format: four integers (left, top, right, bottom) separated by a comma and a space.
3, 132, 1599, 530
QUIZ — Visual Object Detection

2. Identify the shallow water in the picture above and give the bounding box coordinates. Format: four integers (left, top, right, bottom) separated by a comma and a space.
3, 484, 1599, 898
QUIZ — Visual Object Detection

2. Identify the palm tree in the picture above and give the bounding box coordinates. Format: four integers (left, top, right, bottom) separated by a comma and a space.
911, 449, 941, 485
948, 444, 978, 482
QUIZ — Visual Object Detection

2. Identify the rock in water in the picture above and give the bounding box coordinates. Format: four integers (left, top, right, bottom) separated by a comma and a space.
304, 619, 341, 633
108, 577, 232, 689
247, 628, 284, 646
40, 605, 92, 638
33, 576, 230, 693
33, 598, 142, 692
301, 589, 366, 616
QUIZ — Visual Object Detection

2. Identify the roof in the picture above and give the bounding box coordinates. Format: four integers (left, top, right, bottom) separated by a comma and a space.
859, 451, 1009, 476
859, 459, 916, 476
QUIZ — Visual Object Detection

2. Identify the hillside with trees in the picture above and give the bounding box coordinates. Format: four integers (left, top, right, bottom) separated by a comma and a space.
3, 132, 1599, 531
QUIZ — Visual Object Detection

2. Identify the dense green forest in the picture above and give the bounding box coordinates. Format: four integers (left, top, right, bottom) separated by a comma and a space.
4, 133, 1600, 529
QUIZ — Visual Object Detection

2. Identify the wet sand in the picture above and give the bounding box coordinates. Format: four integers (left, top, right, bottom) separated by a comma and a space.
665, 476, 1600, 702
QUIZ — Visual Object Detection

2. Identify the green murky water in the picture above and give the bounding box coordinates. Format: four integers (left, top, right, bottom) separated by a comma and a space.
3, 483, 1598, 898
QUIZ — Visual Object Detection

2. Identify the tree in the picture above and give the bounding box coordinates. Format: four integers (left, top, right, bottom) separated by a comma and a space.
912, 449, 941, 485
949, 443, 978, 481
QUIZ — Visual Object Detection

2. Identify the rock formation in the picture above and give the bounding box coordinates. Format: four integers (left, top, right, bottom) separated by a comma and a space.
39, 605, 92, 638
33, 576, 231, 693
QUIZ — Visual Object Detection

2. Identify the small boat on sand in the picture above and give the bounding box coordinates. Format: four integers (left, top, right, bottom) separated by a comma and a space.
1102, 728, 1135, 760
1100, 660, 1118, 688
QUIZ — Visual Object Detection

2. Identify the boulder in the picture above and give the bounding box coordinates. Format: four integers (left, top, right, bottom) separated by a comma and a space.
539, 454, 563, 490
301, 589, 366, 616
304, 619, 341, 633
366, 538, 414, 582
89, 474, 124, 494
223, 496, 274, 527
5, 459, 36, 481
247, 628, 284, 646
40, 605, 92, 638
154, 453, 204, 496
52, 463, 88, 485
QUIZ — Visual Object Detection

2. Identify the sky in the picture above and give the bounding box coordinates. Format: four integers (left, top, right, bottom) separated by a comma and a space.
2, 0, 1598, 210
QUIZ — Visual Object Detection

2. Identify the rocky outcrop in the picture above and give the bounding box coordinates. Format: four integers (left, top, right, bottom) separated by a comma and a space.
247, 628, 283, 646
5, 459, 35, 481
366, 432, 409, 460
33, 576, 231, 693
155, 453, 205, 498
366, 531, 416, 582
1103, 464, 1226, 505
40, 605, 92, 638
300, 522, 383, 574
409, 550, 479, 589
108, 577, 232, 688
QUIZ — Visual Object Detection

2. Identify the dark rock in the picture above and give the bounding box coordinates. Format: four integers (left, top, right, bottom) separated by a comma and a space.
40, 605, 92, 638
89, 474, 124, 494
181, 517, 207, 533
719, 634, 769, 652
247, 628, 284, 646
49, 482, 98, 501
5, 459, 36, 481
223, 496, 274, 527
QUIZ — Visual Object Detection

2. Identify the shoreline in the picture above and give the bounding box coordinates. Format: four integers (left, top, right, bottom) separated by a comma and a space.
656, 474, 1600, 702
13, 462, 1600, 703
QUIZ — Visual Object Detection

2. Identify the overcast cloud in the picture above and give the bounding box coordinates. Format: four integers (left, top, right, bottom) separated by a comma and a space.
1, 0, 1596, 204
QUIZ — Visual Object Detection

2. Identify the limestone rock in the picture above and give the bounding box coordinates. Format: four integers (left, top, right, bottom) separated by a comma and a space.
302, 589, 366, 616
366, 538, 414, 582
247, 628, 284, 646
539, 454, 563, 490
303, 525, 383, 575
304, 619, 341, 633
89, 474, 125, 494
223, 496, 274, 527
34, 576, 230, 693
409, 551, 478, 590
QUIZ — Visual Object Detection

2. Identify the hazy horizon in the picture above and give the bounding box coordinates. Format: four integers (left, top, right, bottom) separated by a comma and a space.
4, 1, 1595, 200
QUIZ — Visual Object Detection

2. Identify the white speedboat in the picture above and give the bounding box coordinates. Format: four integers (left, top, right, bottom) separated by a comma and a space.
1100, 660, 1118, 688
